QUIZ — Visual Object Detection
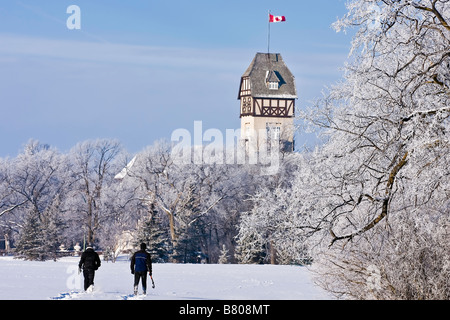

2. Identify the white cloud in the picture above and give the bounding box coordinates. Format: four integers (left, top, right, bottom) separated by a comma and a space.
0, 33, 250, 71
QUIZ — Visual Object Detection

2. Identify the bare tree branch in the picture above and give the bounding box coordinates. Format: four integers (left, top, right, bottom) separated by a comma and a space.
329, 151, 409, 247
0, 200, 27, 218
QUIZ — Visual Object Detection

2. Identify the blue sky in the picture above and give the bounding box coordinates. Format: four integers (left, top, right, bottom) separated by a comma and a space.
0, 0, 353, 157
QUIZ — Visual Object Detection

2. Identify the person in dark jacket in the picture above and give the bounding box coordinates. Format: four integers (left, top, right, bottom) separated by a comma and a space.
130, 243, 152, 295
78, 244, 101, 291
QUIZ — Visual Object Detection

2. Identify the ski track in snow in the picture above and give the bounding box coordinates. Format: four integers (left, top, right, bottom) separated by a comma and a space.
0, 255, 331, 300
120, 294, 147, 300
51, 290, 85, 300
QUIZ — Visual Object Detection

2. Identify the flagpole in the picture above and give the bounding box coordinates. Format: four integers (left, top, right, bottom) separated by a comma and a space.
267, 10, 271, 54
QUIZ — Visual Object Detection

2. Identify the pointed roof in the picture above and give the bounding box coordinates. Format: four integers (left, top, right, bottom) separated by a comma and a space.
266, 70, 280, 83
239, 53, 297, 99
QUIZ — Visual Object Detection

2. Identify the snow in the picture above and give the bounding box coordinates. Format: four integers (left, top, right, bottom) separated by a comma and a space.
0, 255, 331, 300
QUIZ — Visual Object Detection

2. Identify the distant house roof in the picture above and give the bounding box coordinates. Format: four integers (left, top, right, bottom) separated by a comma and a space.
114, 155, 137, 180
239, 53, 297, 99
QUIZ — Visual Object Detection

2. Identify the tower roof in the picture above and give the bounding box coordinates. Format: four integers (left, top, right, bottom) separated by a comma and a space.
239, 53, 297, 99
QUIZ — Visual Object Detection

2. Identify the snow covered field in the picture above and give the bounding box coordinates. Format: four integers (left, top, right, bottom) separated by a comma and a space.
0, 255, 331, 300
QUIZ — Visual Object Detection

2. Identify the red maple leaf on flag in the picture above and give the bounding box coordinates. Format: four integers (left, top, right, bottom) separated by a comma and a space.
269, 14, 286, 23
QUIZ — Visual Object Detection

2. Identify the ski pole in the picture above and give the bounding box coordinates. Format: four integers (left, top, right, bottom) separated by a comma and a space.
150, 274, 155, 289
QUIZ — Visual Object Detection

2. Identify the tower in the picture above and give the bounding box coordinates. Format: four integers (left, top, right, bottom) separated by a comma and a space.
238, 53, 297, 153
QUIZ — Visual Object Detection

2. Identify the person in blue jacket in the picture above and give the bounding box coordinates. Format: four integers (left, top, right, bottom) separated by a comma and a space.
130, 243, 153, 295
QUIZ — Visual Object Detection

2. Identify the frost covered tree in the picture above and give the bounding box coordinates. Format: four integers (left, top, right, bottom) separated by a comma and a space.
96, 153, 146, 262
124, 141, 254, 263
0, 158, 20, 248
0, 138, 254, 261
66, 139, 124, 245
298, 0, 449, 299
6, 140, 68, 260
235, 212, 267, 264
235, 154, 311, 265
218, 244, 230, 264
14, 211, 45, 260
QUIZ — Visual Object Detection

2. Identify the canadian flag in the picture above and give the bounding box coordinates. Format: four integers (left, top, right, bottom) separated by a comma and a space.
269, 14, 286, 23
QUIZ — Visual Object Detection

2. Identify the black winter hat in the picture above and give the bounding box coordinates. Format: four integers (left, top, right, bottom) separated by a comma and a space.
140, 243, 147, 250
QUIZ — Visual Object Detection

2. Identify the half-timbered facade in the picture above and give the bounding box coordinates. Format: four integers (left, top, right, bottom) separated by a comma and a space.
238, 53, 297, 152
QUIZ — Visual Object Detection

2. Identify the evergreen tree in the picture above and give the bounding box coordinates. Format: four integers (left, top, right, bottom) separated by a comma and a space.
134, 211, 169, 262
218, 244, 229, 264
172, 224, 201, 263
234, 230, 266, 264
15, 212, 46, 261
15, 200, 65, 261
41, 207, 65, 261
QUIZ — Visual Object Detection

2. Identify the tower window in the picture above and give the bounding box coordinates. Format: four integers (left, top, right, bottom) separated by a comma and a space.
268, 82, 278, 90
266, 70, 280, 90
266, 123, 281, 140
